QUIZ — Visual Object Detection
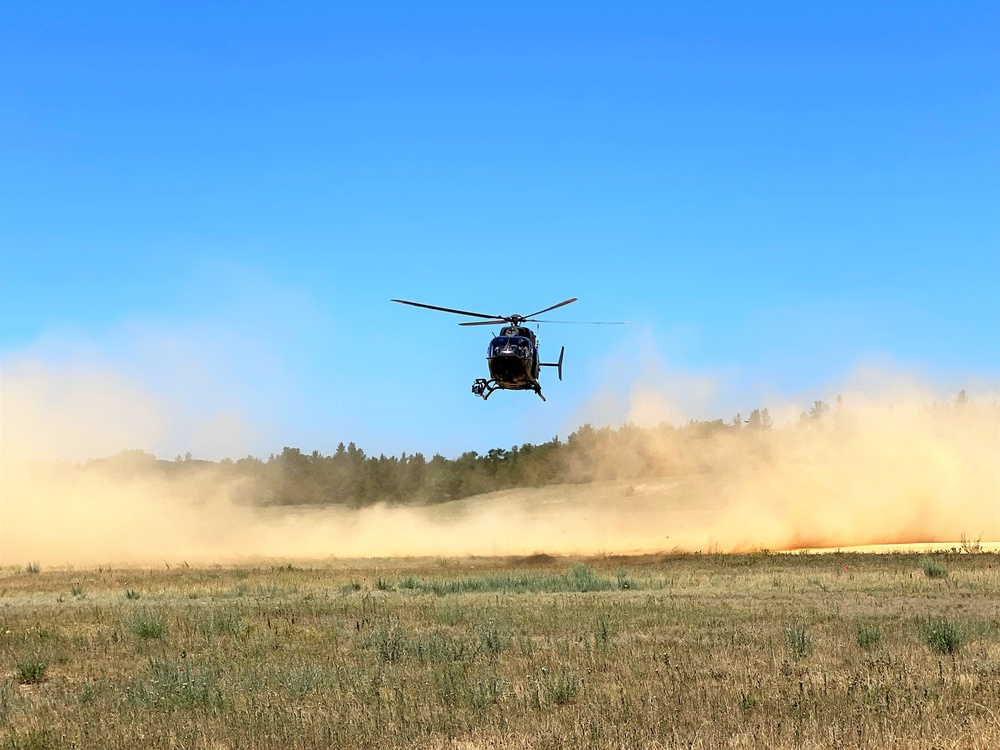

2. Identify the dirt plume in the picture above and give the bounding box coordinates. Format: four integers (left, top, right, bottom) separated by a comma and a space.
1, 362, 997, 564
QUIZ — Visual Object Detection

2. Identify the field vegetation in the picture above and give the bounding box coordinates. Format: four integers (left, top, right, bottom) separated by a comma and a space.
1, 551, 998, 748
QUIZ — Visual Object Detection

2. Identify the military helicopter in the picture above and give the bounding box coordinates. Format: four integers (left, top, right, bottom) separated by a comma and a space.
391, 297, 627, 401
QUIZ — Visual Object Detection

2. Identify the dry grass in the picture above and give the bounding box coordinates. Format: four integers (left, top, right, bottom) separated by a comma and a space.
1, 551, 998, 749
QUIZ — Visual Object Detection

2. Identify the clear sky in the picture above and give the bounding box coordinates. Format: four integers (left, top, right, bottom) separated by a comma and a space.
2, 2, 998, 462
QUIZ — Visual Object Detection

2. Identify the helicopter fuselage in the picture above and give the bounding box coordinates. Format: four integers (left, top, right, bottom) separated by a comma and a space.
486, 325, 539, 390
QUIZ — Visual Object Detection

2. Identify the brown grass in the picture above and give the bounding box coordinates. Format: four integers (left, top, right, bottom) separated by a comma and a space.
1, 552, 998, 749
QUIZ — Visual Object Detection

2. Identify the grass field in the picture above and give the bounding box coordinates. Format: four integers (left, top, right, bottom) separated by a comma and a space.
1, 551, 998, 749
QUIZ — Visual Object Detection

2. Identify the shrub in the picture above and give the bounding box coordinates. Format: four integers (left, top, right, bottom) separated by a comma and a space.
920, 617, 963, 655
920, 556, 949, 579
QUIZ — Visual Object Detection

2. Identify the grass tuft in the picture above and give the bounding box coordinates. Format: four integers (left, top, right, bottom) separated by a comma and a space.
16, 655, 48, 684
594, 614, 615, 652
855, 621, 883, 651
469, 672, 506, 709
25, 561, 41, 574
785, 623, 813, 659
615, 568, 635, 590
540, 669, 580, 705
129, 609, 168, 640
476, 619, 507, 657
128, 660, 222, 709
371, 622, 406, 664
0, 678, 16, 723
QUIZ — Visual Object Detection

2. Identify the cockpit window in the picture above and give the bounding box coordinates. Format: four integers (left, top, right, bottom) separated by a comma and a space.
489, 336, 532, 358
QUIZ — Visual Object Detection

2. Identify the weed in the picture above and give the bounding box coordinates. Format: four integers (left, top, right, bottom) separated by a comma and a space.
192, 608, 241, 638
855, 621, 883, 651
371, 622, 406, 664
25, 561, 40, 574
808, 577, 830, 593
125, 589, 141, 600
476, 619, 507, 657
920, 616, 964, 655
540, 669, 580, 705
469, 672, 506, 709
376, 577, 393, 591
77, 681, 99, 706
129, 659, 222, 709
0, 678, 16, 722
278, 664, 324, 697
129, 609, 168, 640
960, 532, 983, 554
433, 601, 468, 626
16, 655, 48, 684
413, 629, 458, 663
594, 614, 615, 652
615, 568, 635, 590
566, 563, 614, 592
920, 556, 949, 579
785, 623, 813, 659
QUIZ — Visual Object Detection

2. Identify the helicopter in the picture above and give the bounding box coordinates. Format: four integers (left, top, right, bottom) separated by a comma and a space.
391, 297, 627, 401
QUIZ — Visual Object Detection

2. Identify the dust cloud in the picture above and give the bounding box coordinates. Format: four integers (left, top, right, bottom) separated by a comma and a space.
1, 360, 997, 565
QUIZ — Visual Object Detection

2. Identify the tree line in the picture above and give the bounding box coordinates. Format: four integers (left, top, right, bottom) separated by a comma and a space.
173, 409, 778, 508
91, 392, 983, 509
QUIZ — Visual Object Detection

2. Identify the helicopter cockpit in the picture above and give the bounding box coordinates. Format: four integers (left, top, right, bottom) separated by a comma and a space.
488, 335, 533, 359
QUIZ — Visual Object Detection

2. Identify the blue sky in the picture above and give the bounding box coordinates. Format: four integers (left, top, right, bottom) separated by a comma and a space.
2, 2, 997, 461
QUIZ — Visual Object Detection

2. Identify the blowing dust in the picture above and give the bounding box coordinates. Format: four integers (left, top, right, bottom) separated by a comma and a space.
1, 368, 997, 565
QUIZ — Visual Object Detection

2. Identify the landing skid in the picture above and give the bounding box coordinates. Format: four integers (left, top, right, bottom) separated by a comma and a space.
472, 378, 546, 401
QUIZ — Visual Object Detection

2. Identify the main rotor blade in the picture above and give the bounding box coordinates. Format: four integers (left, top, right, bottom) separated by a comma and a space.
459, 319, 508, 327
525, 297, 578, 319
527, 319, 632, 325
391, 299, 502, 320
